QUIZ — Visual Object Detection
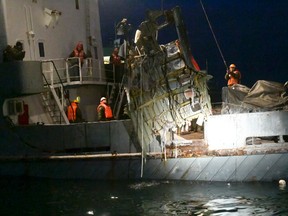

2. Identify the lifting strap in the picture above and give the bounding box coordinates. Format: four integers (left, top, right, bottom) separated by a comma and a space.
200, 0, 228, 70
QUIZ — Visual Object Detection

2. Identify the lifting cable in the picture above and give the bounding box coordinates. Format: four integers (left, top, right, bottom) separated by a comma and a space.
200, 0, 228, 70
140, 56, 146, 178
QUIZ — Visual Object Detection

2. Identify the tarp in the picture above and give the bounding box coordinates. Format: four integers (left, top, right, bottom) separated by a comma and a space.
221, 80, 288, 114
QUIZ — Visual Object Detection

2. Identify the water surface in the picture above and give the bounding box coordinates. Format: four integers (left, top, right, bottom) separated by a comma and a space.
0, 177, 287, 215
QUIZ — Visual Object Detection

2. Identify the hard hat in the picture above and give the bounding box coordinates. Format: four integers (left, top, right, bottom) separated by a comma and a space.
100, 97, 107, 102
229, 64, 236, 68
73, 96, 80, 103
76, 96, 80, 103
121, 18, 127, 23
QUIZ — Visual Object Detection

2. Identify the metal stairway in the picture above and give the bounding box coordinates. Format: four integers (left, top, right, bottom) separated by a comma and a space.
41, 60, 70, 124
41, 86, 69, 124
112, 75, 127, 119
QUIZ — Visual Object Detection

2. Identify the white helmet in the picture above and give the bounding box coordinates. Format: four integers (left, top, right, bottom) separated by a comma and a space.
229, 64, 236, 68
100, 97, 106, 102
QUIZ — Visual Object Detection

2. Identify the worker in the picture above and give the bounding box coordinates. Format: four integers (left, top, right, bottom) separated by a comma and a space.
68, 42, 87, 81
109, 47, 121, 65
115, 18, 132, 43
97, 97, 113, 121
67, 97, 83, 123
69, 42, 87, 66
3, 41, 25, 62
225, 63, 241, 86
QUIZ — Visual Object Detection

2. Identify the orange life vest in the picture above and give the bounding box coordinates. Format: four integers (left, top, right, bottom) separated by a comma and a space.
67, 102, 78, 121
97, 102, 113, 119
73, 43, 85, 64
227, 70, 241, 86
110, 54, 121, 65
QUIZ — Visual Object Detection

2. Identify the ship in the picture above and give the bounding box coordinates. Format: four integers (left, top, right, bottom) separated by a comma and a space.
0, 0, 287, 182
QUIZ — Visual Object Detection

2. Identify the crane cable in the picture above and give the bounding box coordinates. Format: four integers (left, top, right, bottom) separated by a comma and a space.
200, 0, 228, 70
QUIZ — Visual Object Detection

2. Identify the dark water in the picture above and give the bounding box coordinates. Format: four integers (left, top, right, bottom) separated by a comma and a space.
0, 177, 287, 216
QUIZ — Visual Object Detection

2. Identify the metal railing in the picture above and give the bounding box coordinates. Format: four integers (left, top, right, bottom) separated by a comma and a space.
40, 57, 126, 122
41, 57, 106, 85
41, 60, 71, 124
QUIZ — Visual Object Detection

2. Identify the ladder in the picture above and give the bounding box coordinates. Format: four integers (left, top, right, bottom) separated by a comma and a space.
41, 60, 70, 124
112, 75, 127, 119
41, 86, 69, 124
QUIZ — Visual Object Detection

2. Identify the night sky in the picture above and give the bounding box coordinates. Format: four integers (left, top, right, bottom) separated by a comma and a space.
99, 0, 288, 101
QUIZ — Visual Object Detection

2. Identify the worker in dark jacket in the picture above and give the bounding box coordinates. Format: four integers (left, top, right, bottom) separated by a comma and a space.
97, 97, 113, 121
3, 41, 25, 62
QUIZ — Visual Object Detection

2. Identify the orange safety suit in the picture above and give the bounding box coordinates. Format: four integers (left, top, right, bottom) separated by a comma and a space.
225, 70, 241, 86
67, 102, 78, 122
71, 42, 86, 65
97, 102, 113, 120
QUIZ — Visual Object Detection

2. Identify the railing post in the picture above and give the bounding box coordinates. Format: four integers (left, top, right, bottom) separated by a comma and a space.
113, 64, 116, 83
50, 62, 54, 86
65, 59, 70, 83
79, 57, 82, 82
87, 57, 93, 77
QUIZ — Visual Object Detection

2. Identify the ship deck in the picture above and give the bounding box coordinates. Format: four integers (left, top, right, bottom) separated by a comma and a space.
166, 131, 288, 159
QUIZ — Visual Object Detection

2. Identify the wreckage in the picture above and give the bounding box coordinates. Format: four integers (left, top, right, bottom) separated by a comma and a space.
124, 7, 212, 155
122, 7, 288, 158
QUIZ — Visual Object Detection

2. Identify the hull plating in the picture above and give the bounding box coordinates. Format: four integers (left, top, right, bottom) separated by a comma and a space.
1, 153, 288, 182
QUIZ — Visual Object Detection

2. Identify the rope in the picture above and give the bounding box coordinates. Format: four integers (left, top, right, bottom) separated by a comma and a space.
139, 56, 147, 178
200, 0, 228, 70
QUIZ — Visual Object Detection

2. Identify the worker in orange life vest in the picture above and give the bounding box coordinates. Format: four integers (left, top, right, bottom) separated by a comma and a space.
68, 42, 87, 81
69, 42, 87, 66
109, 47, 121, 65
97, 97, 113, 121
225, 63, 241, 86
67, 98, 83, 123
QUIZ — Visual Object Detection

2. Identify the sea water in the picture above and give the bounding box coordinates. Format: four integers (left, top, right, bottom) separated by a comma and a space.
0, 177, 287, 216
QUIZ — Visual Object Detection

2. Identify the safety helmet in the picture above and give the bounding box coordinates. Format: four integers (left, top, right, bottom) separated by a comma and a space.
73, 96, 80, 103
100, 97, 107, 102
229, 64, 236, 68
121, 18, 127, 23
76, 96, 80, 103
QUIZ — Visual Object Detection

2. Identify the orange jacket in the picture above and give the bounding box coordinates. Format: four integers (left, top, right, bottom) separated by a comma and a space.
67, 102, 78, 122
72, 43, 86, 64
110, 53, 121, 65
97, 102, 113, 120
226, 70, 241, 86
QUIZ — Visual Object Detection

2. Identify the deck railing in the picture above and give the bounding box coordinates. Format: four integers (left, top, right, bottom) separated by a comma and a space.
41, 57, 115, 86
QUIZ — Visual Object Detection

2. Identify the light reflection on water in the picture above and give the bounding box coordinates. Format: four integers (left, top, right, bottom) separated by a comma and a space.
0, 178, 287, 215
